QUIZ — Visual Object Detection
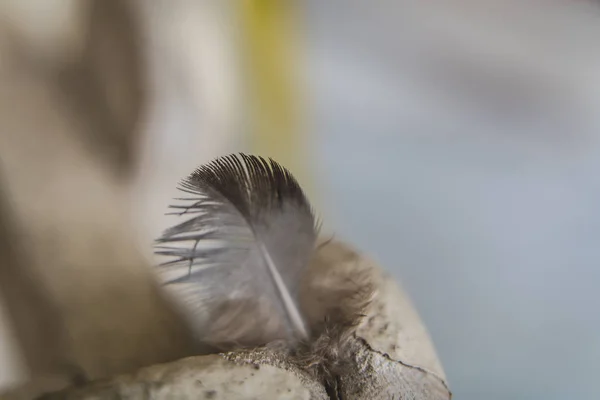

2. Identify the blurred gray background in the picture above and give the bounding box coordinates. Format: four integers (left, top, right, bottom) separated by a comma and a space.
304, 1, 600, 399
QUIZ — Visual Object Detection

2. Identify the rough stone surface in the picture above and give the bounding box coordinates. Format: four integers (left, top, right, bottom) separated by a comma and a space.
337, 337, 450, 400
303, 239, 451, 399
36, 353, 328, 400
5, 239, 449, 399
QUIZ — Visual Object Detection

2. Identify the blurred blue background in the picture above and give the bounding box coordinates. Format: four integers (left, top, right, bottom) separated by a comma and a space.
303, 2, 600, 399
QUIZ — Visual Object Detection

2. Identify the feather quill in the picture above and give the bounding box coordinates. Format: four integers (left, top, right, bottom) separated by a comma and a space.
155, 154, 317, 348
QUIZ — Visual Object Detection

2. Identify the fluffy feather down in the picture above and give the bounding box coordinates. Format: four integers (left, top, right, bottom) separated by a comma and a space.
155, 154, 318, 348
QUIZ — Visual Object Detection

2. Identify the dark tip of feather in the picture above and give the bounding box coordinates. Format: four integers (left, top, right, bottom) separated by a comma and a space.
159, 153, 318, 245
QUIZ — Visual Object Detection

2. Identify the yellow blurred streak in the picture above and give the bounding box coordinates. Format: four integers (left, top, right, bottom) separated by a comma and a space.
239, 0, 314, 197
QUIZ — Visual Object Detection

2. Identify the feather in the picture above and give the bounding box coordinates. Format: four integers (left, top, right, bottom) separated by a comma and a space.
155, 153, 318, 349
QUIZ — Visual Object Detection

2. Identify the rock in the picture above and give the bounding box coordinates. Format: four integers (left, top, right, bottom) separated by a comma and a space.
14, 239, 450, 399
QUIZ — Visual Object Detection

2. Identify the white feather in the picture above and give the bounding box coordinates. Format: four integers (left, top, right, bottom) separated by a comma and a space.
155, 153, 317, 349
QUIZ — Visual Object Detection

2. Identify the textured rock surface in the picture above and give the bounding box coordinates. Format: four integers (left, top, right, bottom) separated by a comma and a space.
304, 239, 446, 380
27, 239, 450, 400
303, 239, 450, 399
37, 353, 328, 400
337, 337, 450, 400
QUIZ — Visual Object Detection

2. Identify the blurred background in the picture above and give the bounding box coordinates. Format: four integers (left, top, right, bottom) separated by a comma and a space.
1, 1, 600, 399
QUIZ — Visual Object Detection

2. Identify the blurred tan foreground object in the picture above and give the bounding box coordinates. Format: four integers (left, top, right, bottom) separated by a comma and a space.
0, 0, 208, 394
35, 240, 450, 400
0, 0, 239, 394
